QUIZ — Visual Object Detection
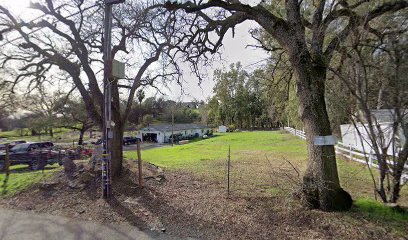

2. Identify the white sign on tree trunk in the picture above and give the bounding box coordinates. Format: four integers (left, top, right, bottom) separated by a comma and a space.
313, 135, 337, 146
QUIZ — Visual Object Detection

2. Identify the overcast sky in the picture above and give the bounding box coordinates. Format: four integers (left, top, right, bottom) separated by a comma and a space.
164, 20, 268, 102
0, 0, 269, 102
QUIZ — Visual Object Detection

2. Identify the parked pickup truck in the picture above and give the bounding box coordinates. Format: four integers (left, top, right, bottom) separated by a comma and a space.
0, 142, 63, 171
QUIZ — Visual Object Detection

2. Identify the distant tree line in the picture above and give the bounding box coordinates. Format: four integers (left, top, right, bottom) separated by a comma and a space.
127, 95, 201, 127
0, 89, 202, 141
0, 88, 95, 145
204, 62, 297, 130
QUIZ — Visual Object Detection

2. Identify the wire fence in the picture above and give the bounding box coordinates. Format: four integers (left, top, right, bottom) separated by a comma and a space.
284, 127, 408, 184
218, 142, 304, 200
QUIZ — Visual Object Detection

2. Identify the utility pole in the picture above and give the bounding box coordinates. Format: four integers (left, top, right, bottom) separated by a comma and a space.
102, 0, 125, 199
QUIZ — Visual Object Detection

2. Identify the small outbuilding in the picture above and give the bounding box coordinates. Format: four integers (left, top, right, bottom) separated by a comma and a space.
140, 123, 212, 144
218, 125, 227, 133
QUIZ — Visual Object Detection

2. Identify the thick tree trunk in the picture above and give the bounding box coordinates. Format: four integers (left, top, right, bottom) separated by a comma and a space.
78, 128, 85, 146
292, 56, 352, 211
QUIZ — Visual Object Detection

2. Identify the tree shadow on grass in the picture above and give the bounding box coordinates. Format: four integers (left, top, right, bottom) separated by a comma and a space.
108, 196, 150, 229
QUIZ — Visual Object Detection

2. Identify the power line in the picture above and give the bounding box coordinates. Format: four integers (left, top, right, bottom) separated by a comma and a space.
0, 4, 98, 48
243, 57, 269, 69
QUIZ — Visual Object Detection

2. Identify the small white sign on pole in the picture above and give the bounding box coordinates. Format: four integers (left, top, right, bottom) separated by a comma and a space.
313, 135, 337, 146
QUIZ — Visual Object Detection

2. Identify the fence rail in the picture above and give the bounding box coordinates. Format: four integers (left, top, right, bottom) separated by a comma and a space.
284, 127, 408, 183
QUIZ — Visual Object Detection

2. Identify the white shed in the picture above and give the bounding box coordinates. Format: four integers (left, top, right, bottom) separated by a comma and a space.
218, 125, 227, 133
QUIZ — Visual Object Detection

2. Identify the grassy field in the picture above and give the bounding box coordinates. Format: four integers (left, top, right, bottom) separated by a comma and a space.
125, 131, 306, 168
125, 131, 407, 201
124, 131, 408, 235
0, 164, 61, 197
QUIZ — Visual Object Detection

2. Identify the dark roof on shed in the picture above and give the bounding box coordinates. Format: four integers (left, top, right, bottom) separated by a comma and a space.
140, 123, 210, 132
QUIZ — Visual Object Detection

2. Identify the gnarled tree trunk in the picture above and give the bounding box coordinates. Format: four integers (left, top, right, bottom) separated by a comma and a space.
292, 54, 352, 211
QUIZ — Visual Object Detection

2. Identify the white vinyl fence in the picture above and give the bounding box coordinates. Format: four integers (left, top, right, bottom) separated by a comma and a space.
284, 127, 408, 183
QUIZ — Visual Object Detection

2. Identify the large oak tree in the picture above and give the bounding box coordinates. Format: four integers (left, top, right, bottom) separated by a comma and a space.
162, 0, 408, 210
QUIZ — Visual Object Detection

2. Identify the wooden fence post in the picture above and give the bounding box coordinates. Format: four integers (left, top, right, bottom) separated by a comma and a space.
227, 144, 230, 197
349, 145, 353, 160
2, 145, 11, 195
137, 139, 143, 188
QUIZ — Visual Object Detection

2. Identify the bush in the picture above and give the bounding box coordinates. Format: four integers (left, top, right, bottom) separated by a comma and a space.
228, 124, 236, 132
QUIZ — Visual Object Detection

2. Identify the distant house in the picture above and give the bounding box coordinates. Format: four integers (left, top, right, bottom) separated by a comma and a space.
139, 123, 211, 144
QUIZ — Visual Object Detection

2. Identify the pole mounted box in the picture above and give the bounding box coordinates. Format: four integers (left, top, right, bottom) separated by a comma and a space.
112, 59, 125, 79
105, 0, 125, 4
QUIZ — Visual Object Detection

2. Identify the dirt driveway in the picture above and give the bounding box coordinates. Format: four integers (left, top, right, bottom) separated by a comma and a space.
123, 142, 168, 152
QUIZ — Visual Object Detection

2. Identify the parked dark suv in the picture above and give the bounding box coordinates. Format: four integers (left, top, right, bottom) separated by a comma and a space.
0, 142, 62, 171
123, 137, 138, 145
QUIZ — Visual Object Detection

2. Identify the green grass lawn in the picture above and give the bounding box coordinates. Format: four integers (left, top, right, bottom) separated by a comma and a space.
125, 131, 307, 169
0, 164, 61, 197
124, 131, 408, 235
124, 131, 407, 203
